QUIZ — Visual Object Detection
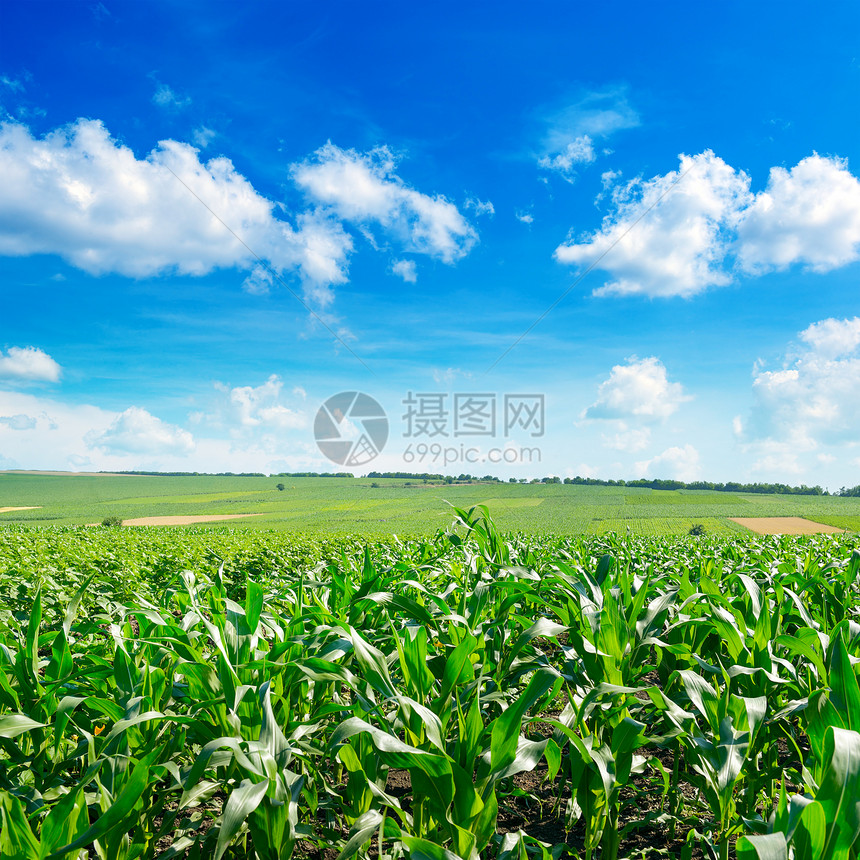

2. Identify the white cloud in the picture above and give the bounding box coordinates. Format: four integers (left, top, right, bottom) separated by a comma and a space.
152, 83, 191, 109
292, 143, 478, 263
736, 154, 860, 274
88, 406, 195, 455
538, 135, 596, 177
0, 413, 36, 430
583, 356, 690, 421
556, 151, 752, 297
798, 317, 860, 359
557, 151, 860, 298
0, 347, 62, 383
192, 126, 216, 148
737, 318, 860, 484
742, 320, 860, 448
602, 425, 651, 452
635, 444, 702, 481
465, 197, 495, 217
538, 88, 639, 181
212, 375, 307, 432
515, 210, 534, 224
0, 118, 352, 303
0, 388, 324, 473
432, 367, 473, 385
391, 259, 417, 283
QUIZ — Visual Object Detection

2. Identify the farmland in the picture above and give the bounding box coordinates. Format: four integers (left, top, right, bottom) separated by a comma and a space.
1, 501, 860, 859
4, 472, 860, 535
2, 474, 860, 858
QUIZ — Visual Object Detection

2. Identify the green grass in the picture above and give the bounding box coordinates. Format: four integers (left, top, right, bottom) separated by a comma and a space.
3, 472, 860, 535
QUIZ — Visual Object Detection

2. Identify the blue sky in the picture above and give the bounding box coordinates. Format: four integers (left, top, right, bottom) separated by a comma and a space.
2, 0, 860, 487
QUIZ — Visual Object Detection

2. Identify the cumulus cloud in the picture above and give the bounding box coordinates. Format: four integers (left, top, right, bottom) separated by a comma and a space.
538, 88, 639, 182
391, 259, 417, 283
635, 444, 702, 481
557, 151, 751, 297
556, 151, 860, 298
0, 347, 62, 383
88, 407, 195, 455
741, 318, 860, 450
583, 356, 690, 421
798, 317, 860, 359
292, 143, 478, 263
0, 118, 352, 302
210, 375, 307, 432
736, 155, 860, 274
0, 120, 482, 312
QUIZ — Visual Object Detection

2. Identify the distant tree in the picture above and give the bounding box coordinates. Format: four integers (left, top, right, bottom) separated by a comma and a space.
688, 523, 706, 536
370, 482, 380, 488
276, 483, 285, 491
101, 516, 123, 527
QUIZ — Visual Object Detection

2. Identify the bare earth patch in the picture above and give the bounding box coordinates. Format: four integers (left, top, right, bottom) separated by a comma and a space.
730, 516, 844, 535
0, 506, 42, 513
121, 514, 267, 526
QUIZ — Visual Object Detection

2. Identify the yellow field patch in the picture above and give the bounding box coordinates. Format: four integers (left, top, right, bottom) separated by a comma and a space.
479, 498, 544, 508
0, 506, 42, 513
121, 514, 267, 526
729, 517, 844, 535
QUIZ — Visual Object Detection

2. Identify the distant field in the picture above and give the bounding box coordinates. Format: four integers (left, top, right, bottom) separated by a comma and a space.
2, 471, 860, 535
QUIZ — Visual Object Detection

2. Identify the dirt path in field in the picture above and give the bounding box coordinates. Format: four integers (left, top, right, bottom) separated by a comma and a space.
120, 514, 267, 525
729, 516, 844, 535
0, 506, 42, 513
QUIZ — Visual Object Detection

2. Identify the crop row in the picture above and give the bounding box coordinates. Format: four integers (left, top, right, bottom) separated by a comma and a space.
0, 508, 859, 859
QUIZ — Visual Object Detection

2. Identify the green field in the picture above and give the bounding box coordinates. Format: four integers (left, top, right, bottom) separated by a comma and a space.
3, 471, 860, 535
2, 507, 860, 859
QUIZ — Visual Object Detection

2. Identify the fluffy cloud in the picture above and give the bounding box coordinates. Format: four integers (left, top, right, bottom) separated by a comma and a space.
292, 143, 477, 263
0, 347, 62, 383
736, 317, 860, 478
635, 444, 702, 481
209, 375, 307, 432
736, 155, 860, 274
557, 151, 751, 297
557, 151, 860, 298
798, 317, 860, 359
538, 88, 639, 182
0, 118, 352, 301
88, 407, 195, 455
538, 136, 596, 175
583, 356, 690, 421
391, 259, 417, 283
741, 318, 860, 450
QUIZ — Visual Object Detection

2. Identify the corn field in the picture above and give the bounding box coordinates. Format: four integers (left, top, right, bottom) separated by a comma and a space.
1, 506, 859, 860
